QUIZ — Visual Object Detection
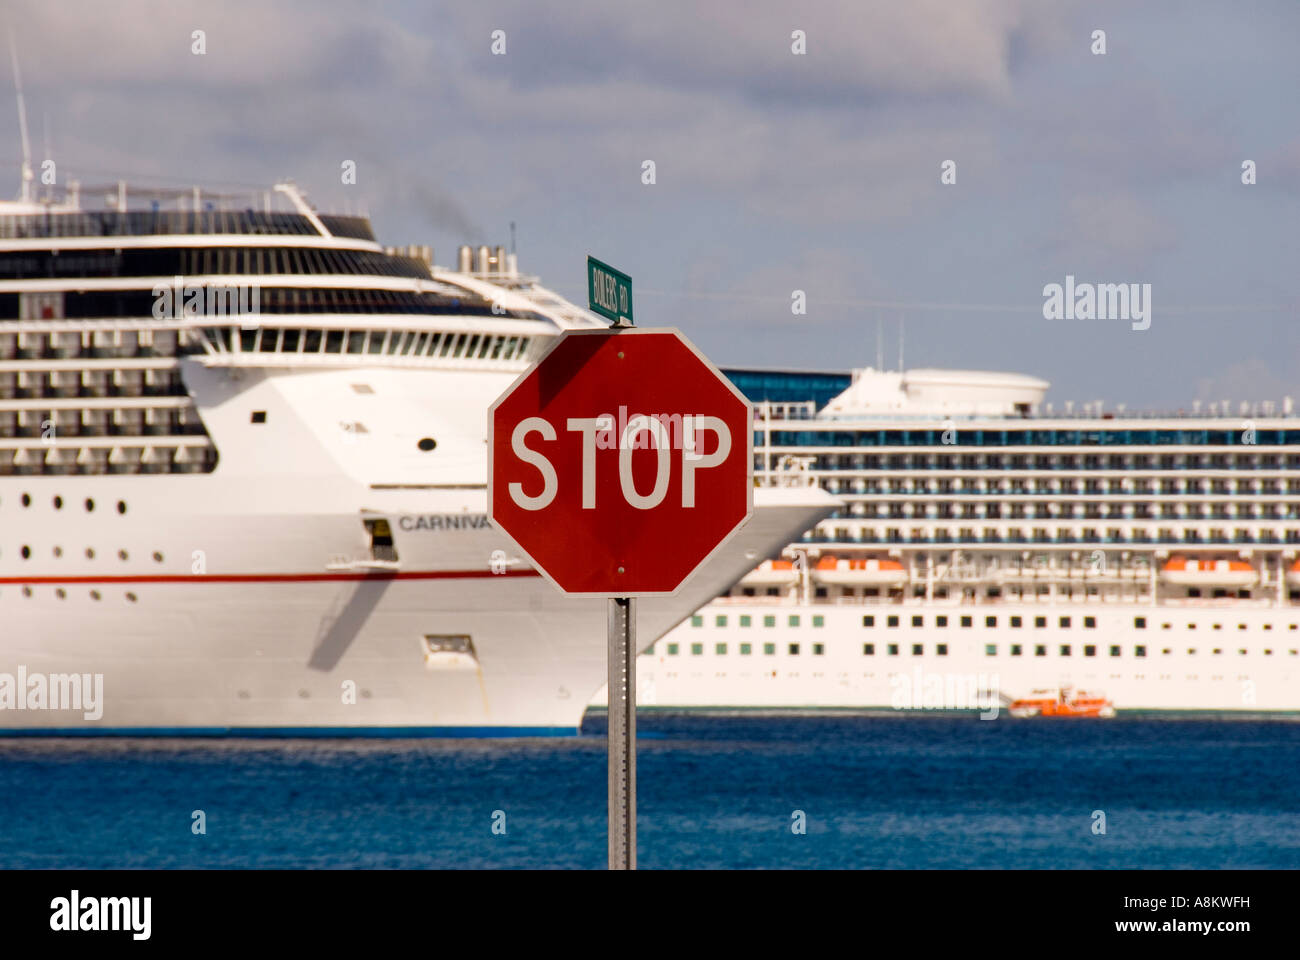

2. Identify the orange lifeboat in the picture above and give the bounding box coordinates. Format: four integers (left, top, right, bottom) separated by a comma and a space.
1009, 687, 1115, 719
739, 558, 799, 587
1287, 560, 1300, 587
813, 554, 908, 587
1160, 555, 1257, 588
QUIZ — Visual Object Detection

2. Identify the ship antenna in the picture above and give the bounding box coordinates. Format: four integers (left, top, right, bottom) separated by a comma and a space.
9, 31, 33, 203
509, 220, 516, 255
898, 314, 905, 373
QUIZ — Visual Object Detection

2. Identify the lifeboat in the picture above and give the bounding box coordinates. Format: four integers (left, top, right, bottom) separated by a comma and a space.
1009, 687, 1115, 719
1287, 560, 1300, 587
739, 558, 799, 587
1160, 556, 1257, 588
813, 555, 907, 587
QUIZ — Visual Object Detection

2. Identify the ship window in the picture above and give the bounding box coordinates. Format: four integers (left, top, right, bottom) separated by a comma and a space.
813, 643, 824, 655
1010, 644, 1022, 656
862, 616, 874, 627
1109, 645, 1121, 657
1238, 624, 1247, 631
888, 644, 899, 656
1084, 645, 1096, 657
1134, 617, 1146, 629
936, 616, 948, 627
690, 643, 703, 655
888, 616, 899, 628
369, 331, 387, 354
1084, 617, 1096, 628
346, 331, 364, 354
986, 616, 997, 628
740, 643, 751, 655
666, 644, 678, 655
1060, 645, 1071, 656
1035, 617, 1046, 628
282, 329, 301, 352
912, 615, 923, 627
911, 644, 922, 655
690, 616, 702, 627
251, 411, 267, 424
763, 643, 775, 655
53, 496, 63, 509
813, 616, 824, 627
1136, 646, 1147, 657
1035, 645, 1046, 656
763, 615, 776, 628
788, 643, 800, 655
715, 615, 727, 627
1010, 616, 1022, 628
863, 643, 875, 655
325, 330, 344, 353
789, 615, 800, 627
937, 644, 948, 656
1060, 616, 1071, 628
20, 545, 30, 559
259, 328, 280, 352
737, 615, 751, 628
417, 438, 436, 452
117, 500, 127, 514
961, 616, 972, 628
363, 517, 398, 563
984, 644, 996, 656
715, 643, 726, 655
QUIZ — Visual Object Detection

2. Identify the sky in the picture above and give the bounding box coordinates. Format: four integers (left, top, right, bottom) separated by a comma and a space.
4, 0, 1298, 410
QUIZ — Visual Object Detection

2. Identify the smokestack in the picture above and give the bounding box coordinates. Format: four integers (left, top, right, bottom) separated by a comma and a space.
476, 245, 490, 274
457, 245, 473, 273
493, 245, 506, 273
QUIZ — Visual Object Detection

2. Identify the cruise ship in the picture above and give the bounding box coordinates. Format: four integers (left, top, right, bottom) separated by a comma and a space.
0, 173, 834, 734
622, 366, 1300, 713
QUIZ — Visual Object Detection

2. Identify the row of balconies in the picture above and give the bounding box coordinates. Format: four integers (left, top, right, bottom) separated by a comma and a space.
803, 529, 1297, 545
778, 453, 1298, 469
0, 331, 181, 361
817, 478, 1297, 494
0, 368, 183, 399
830, 504, 1297, 520
0, 443, 217, 475
0, 407, 207, 438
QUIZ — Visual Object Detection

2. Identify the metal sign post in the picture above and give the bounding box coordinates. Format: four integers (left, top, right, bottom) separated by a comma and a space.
487, 255, 753, 872
607, 596, 636, 869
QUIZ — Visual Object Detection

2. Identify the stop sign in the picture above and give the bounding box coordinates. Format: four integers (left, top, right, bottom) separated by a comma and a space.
488, 328, 753, 596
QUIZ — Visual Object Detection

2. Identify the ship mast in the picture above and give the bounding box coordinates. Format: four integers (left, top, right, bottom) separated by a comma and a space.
9, 32, 34, 203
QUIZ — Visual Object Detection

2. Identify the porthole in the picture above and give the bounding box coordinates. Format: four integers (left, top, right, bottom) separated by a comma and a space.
21, 493, 30, 507
119, 550, 129, 561
85, 498, 94, 512
417, 437, 436, 452
53, 496, 63, 509
85, 548, 95, 559
153, 551, 164, 563
53, 546, 62, 558
55, 588, 66, 600
90, 590, 101, 601
21, 586, 31, 598
20, 546, 30, 560
125, 592, 138, 603
117, 501, 127, 515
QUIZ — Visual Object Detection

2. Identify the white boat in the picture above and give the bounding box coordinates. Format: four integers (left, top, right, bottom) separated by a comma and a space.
597, 365, 1300, 713
0, 177, 835, 734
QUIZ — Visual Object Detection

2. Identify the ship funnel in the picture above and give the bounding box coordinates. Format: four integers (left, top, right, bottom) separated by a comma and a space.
457, 245, 473, 273
475, 244, 490, 274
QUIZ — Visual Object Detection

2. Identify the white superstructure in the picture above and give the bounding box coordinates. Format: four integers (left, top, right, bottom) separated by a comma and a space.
0, 180, 835, 733
620, 365, 1300, 713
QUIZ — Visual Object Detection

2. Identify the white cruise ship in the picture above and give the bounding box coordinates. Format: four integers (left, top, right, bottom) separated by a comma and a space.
619, 366, 1300, 713
0, 176, 834, 734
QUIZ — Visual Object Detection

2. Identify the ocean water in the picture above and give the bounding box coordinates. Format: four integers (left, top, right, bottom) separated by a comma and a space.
1, 712, 1297, 869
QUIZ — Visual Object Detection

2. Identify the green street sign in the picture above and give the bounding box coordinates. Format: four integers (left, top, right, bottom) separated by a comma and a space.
587, 256, 633, 325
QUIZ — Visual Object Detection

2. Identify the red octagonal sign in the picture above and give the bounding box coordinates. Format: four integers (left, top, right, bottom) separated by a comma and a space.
489, 328, 753, 596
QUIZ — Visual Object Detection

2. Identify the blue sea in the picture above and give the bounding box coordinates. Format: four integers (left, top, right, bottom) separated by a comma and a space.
1, 712, 1297, 869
